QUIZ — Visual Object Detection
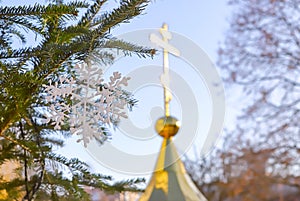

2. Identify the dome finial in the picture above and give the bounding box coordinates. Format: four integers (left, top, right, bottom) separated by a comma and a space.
155, 116, 180, 138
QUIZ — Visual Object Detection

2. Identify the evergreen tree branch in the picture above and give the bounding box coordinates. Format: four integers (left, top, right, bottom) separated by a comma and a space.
19, 121, 30, 200
3, 16, 43, 35
102, 38, 155, 58
95, 0, 149, 35
0, 2, 88, 17
0, 0, 153, 198
0, 133, 31, 153
78, 0, 107, 27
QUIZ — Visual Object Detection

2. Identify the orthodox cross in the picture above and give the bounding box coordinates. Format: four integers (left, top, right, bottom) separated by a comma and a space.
150, 24, 180, 117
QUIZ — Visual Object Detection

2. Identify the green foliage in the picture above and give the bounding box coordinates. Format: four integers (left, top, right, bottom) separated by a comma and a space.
0, 0, 154, 200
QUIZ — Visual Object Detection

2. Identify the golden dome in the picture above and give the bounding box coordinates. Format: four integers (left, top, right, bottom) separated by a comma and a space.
155, 116, 180, 138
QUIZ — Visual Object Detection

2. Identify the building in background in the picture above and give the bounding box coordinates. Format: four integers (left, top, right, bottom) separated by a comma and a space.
84, 187, 140, 201
0, 160, 23, 200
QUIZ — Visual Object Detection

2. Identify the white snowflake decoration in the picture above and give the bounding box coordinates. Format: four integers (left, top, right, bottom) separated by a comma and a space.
43, 62, 130, 147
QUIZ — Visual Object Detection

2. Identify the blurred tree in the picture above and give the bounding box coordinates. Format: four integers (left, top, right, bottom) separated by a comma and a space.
0, 0, 154, 200
187, 0, 300, 200
218, 0, 300, 156
186, 135, 300, 201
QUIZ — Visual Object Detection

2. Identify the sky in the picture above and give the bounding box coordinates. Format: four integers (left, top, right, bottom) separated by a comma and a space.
2, 0, 234, 181
114, 0, 231, 60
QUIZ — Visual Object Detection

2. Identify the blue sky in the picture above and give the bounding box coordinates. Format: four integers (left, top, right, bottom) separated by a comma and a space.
113, 1, 231, 60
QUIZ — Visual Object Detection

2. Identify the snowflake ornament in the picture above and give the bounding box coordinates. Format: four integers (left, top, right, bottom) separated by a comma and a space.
43, 62, 130, 147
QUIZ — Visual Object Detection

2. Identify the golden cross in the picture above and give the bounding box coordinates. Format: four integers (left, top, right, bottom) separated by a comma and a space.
150, 24, 180, 117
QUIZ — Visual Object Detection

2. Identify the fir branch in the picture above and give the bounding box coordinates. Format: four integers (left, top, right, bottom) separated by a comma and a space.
0, 2, 88, 17
0, 47, 35, 59
95, 0, 149, 35
1, 25, 27, 44
0, 0, 153, 198
102, 38, 156, 58
19, 121, 30, 199
110, 177, 145, 192
46, 153, 91, 175
78, 0, 107, 27
4, 15, 43, 36
0, 132, 31, 153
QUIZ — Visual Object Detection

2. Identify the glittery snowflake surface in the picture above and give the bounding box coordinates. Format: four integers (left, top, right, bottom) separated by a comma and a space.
43, 62, 130, 147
